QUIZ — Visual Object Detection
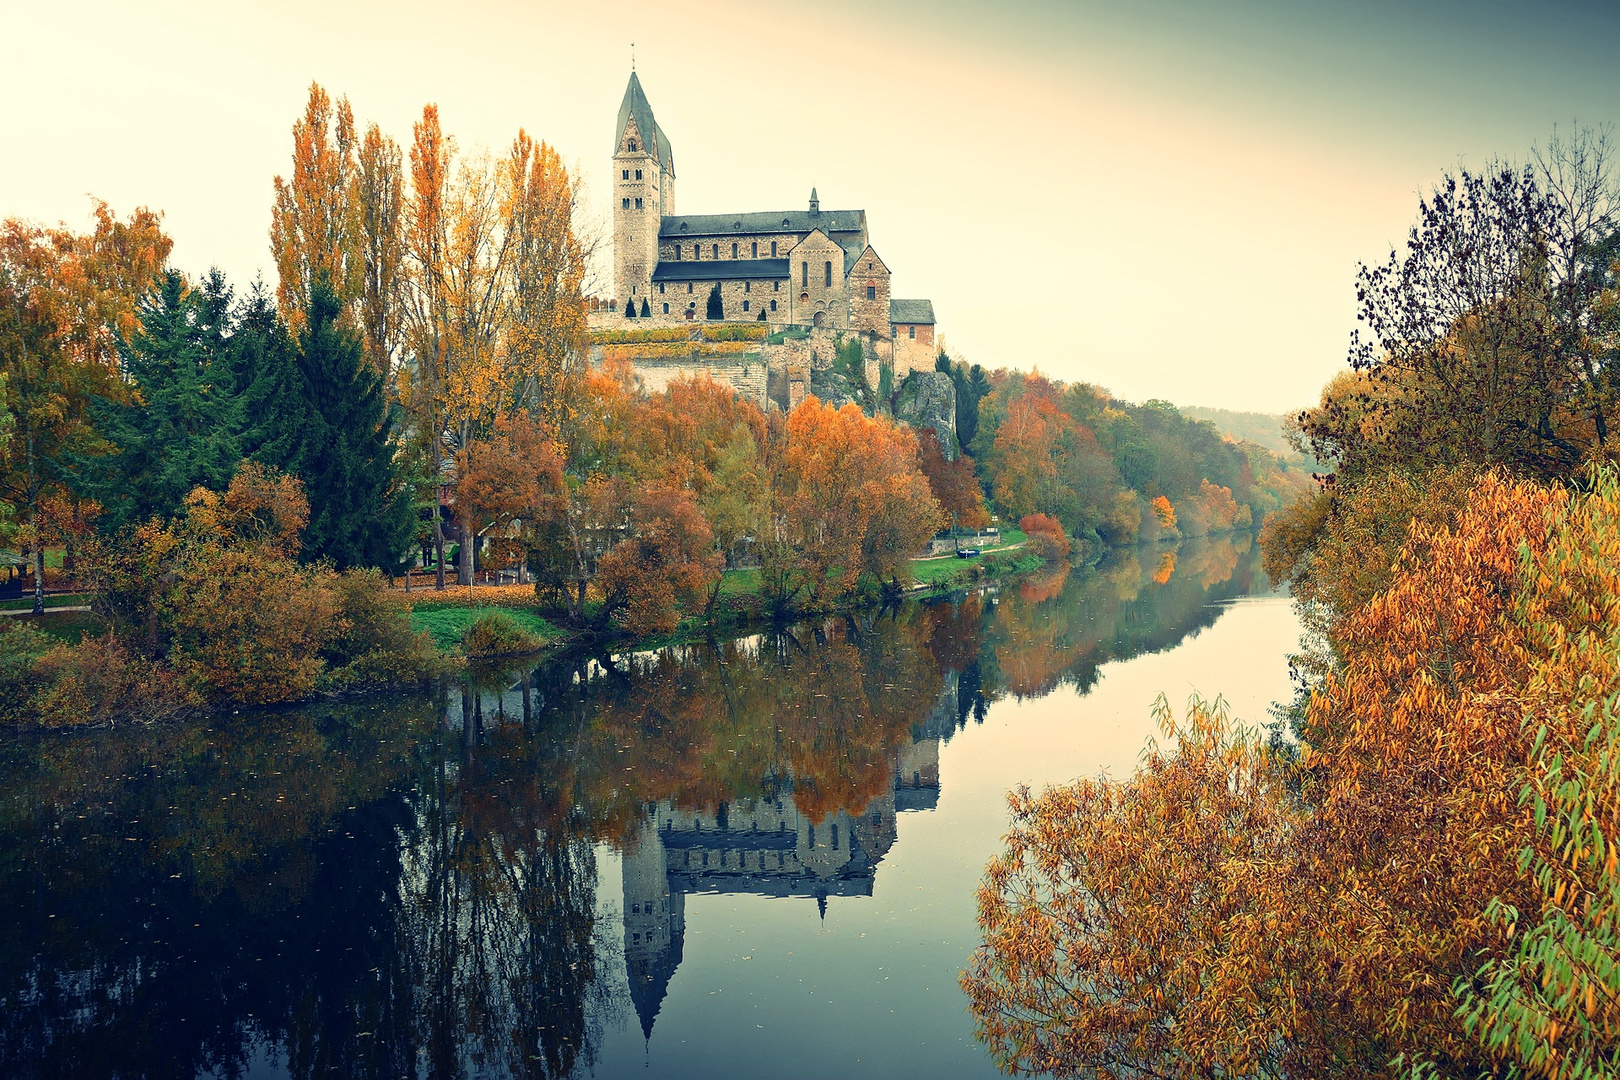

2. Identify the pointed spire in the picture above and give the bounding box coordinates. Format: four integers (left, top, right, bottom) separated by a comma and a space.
817, 891, 828, 921
809, 187, 820, 213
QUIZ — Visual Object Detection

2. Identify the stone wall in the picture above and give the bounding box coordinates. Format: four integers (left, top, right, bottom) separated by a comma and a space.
891, 321, 936, 377
628, 354, 769, 410
787, 230, 848, 328
846, 245, 891, 335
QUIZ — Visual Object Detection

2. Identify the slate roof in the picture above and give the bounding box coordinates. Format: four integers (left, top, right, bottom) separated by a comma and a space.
615, 72, 675, 177
890, 299, 936, 325
660, 209, 866, 238
651, 259, 790, 283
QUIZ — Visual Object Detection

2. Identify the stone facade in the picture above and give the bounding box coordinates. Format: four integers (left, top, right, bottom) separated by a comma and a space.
597, 72, 938, 367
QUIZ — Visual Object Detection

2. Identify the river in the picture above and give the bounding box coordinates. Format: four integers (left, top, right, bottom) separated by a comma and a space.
0, 536, 1299, 1079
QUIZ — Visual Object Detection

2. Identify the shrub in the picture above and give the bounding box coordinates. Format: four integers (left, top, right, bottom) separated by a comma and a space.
30, 633, 200, 726
319, 569, 447, 690
1019, 513, 1070, 561
462, 610, 545, 658
0, 620, 53, 724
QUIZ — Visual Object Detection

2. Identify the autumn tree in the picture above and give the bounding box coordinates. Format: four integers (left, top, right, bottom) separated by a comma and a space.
0, 203, 171, 611
594, 482, 721, 635
764, 397, 942, 608
917, 428, 988, 531
270, 83, 358, 330
1018, 513, 1069, 561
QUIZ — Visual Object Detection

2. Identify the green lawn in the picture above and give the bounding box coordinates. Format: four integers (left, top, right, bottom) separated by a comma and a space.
23, 608, 107, 645
410, 605, 561, 653
0, 593, 90, 611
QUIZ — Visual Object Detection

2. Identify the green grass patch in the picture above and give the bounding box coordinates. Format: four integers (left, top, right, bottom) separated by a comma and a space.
0, 593, 90, 611
411, 605, 560, 654
22, 609, 108, 645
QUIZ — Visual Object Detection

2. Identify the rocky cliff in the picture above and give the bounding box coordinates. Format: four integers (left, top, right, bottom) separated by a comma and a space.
895, 371, 958, 459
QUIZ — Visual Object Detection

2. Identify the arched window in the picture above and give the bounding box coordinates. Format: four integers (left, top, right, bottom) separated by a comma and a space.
687, 283, 693, 294
771, 241, 778, 257
824, 261, 832, 288
773, 281, 780, 291
744, 281, 751, 293
635, 168, 642, 180
770, 299, 777, 312
712, 243, 719, 259
621, 169, 629, 180
659, 283, 665, 294
801, 261, 808, 287
731, 242, 738, 258
674, 246, 681, 261
693, 245, 699, 260
621, 198, 630, 209
634, 197, 642, 209
751, 241, 758, 258
909, 325, 916, 339
742, 299, 750, 312
627, 139, 637, 151
662, 302, 669, 314
867, 285, 875, 300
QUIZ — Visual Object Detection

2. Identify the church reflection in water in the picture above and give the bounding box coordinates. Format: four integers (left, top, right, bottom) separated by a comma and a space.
621, 690, 955, 1039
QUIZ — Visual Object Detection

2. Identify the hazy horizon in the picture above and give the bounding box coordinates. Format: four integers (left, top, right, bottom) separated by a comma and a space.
5, 0, 1617, 412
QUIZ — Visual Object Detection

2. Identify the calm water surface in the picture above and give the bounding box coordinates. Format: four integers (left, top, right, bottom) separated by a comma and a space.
1, 538, 1299, 1079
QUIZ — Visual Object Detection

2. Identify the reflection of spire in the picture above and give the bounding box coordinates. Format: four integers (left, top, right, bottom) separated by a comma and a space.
623, 823, 684, 1043
817, 891, 828, 922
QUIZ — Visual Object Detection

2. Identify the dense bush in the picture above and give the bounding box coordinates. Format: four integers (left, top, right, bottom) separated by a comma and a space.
13, 465, 443, 726
1018, 513, 1070, 561
461, 610, 545, 658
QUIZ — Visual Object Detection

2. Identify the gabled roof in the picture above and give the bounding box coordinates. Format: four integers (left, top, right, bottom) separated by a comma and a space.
615, 72, 675, 177
651, 259, 789, 282
850, 245, 891, 276
890, 299, 935, 325
660, 208, 866, 238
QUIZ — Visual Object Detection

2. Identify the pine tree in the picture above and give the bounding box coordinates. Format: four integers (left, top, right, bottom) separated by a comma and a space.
706, 284, 723, 320
230, 282, 313, 470
289, 281, 414, 569
84, 270, 243, 528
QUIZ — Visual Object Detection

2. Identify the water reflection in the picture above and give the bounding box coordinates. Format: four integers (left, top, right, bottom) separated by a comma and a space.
0, 535, 1269, 1079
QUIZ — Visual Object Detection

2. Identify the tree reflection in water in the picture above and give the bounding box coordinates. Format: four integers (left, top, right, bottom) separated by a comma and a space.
0, 536, 1264, 1078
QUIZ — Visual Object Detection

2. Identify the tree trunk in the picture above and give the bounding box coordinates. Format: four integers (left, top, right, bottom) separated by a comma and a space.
28, 503, 43, 618
458, 528, 473, 586
434, 488, 447, 590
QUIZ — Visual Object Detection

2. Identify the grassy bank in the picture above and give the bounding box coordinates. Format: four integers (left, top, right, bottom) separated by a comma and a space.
400, 529, 1034, 660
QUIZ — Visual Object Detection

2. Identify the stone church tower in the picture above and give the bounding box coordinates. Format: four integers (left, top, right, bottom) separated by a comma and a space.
612, 72, 675, 315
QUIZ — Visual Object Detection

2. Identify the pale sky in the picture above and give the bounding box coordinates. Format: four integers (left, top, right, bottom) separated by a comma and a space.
5, 0, 1617, 412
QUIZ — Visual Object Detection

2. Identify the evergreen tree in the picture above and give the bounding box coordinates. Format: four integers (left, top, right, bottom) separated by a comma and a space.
286, 281, 413, 569
706, 284, 723, 320
83, 270, 243, 528
230, 282, 312, 469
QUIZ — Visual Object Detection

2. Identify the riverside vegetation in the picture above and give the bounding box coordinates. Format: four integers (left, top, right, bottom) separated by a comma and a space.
0, 81, 1311, 726
962, 129, 1620, 1078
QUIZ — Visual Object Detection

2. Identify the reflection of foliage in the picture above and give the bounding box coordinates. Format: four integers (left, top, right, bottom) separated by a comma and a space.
0, 539, 1270, 1076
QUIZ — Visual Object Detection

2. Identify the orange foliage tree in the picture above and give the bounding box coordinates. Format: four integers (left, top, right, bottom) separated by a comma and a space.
1018, 512, 1070, 561
594, 482, 721, 636
964, 470, 1620, 1077
765, 396, 943, 607
917, 429, 989, 531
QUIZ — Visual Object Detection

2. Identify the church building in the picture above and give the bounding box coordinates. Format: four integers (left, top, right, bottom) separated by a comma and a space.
607, 71, 936, 364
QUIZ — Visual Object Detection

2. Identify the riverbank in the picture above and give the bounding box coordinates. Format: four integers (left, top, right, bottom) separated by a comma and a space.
397, 527, 1037, 660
